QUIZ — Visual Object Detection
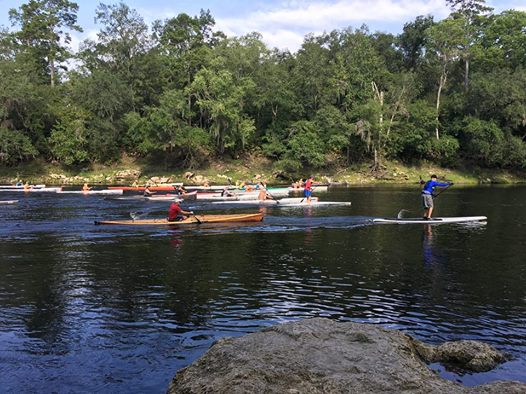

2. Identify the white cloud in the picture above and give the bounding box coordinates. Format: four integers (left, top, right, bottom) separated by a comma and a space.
215, 0, 450, 51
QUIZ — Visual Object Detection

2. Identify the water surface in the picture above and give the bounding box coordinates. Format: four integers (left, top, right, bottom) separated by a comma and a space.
0, 185, 525, 392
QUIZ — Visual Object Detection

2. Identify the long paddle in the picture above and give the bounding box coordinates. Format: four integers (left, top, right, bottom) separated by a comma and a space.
192, 212, 202, 224
263, 185, 279, 204
432, 182, 453, 199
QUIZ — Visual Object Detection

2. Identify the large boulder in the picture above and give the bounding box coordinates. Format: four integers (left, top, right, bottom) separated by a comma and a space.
168, 318, 524, 394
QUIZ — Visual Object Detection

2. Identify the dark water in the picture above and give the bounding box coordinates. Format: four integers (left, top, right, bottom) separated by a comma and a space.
0, 185, 525, 393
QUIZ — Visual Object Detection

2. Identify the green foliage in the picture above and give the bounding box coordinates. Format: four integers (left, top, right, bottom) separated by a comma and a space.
2, 5, 526, 173
124, 89, 213, 167
49, 105, 90, 165
0, 127, 38, 165
9, 0, 82, 86
459, 117, 504, 166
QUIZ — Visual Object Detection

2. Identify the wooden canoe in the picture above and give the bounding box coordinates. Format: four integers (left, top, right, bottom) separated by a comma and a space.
94, 212, 264, 226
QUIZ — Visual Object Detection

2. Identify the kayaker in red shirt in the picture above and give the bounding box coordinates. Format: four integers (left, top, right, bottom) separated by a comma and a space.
304, 176, 314, 203
168, 201, 193, 222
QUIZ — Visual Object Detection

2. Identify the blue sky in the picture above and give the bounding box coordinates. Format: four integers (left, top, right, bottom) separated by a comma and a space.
1, 0, 525, 52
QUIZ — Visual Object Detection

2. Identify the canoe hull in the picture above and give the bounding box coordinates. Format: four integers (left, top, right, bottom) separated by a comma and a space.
373, 216, 487, 224
144, 191, 197, 201
108, 185, 182, 191
95, 212, 264, 225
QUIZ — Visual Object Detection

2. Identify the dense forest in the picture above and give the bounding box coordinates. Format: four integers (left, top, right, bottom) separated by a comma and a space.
1, 0, 526, 174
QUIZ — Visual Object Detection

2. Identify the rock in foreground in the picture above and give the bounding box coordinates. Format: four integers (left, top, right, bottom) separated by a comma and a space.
168, 318, 525, 393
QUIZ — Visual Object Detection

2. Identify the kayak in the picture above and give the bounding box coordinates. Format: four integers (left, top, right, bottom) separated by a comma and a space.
0, 200, 18, 205
0, 187, 62, 193
373, 216, 487, 224
0, 184, 46, 189
58, 189, 123, 195
211, 197, 352, 207
108, 184, 182, 191
144, 191, 197, 201
94, 212, 264, 225
144, 196, 184, 202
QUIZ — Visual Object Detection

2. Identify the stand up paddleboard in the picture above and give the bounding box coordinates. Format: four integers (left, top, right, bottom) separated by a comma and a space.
373, 216, 487, 224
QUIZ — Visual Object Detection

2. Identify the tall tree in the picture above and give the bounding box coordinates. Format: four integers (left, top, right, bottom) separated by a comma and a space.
425, 17, 465, 139
398, 16, 435, 70
9, 0, 82, 87
446, 0, 493, 91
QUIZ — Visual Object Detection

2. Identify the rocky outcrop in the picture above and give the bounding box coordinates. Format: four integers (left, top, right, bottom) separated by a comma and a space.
167, 318, 524, 394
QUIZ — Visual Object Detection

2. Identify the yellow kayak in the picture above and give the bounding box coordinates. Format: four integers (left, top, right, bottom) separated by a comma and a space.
94, 212, 264, 225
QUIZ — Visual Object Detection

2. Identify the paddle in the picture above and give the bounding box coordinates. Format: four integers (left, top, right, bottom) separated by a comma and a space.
396, 209, 411, 219
263, 185, 279, 204
432, 182, 453, 199
130, 211, 149, 221
192, 212, 202, 224
300, 185, 315, 203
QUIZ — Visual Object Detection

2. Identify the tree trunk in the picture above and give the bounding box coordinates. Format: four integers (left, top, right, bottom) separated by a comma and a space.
50, 57, 55, 87
464, 58, 470, 92
435, 66, 447, 140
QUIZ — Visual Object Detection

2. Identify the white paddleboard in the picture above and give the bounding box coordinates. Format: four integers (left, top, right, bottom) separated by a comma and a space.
58, 189, 123, 195
373, 216, 487, 224
0, 200, 18, 205
211, 197, 351, 207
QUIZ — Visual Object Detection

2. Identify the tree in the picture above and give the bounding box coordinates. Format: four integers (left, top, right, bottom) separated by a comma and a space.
9, 0, 82, 87
425, 17, 466, 139
190, 63, 256, 154
398, 16, 435, 70
446, 0, 493, 91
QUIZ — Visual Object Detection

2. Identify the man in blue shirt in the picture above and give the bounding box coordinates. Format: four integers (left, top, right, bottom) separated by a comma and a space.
421, 175, 452, 219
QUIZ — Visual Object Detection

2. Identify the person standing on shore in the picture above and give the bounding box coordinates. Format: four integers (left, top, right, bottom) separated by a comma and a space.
421, 175, 452, 219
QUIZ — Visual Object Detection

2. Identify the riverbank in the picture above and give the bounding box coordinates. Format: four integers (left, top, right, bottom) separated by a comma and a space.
2, 157, 525, 186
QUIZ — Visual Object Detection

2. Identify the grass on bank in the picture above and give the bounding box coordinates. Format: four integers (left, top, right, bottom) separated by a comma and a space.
1, 157, 525, 186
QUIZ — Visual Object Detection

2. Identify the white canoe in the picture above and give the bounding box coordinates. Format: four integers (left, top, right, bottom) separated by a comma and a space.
373, 216, 487, 224
58, 189, 124, 195
144, 196, 184, 202
0, 200, 18, 205
211, 197, 352, 207
195, 192, 259, 201
1, 187, 62, 193
0, 184, 46, 189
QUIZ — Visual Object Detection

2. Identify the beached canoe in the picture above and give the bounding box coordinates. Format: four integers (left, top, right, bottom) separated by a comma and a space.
0, 200, 18, 205
94, 212, 264, 225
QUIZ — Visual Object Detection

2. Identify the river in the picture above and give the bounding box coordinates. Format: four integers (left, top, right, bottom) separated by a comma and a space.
0, 185, 525, 392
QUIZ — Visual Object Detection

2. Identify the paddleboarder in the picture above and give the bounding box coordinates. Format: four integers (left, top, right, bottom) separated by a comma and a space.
167, 200, 193, 222
304, 176, 314, 204
421, 175, 453, 219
